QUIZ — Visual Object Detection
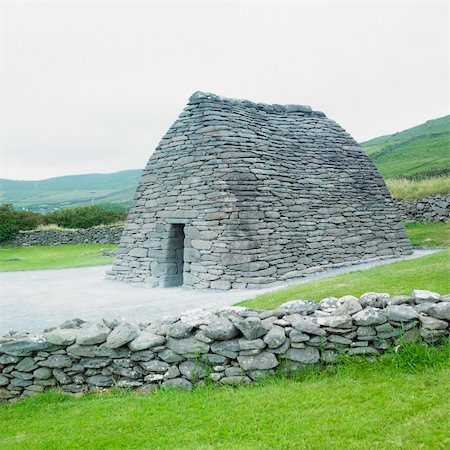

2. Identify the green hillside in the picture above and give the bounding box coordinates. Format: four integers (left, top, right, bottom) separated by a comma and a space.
361, 115, 449, 179
0, 170, 141, 211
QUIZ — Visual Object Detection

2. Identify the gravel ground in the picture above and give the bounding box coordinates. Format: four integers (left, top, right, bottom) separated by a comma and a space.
0, 250, 437, 334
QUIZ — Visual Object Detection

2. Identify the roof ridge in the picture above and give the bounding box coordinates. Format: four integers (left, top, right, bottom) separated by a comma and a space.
188, 91, 324, 115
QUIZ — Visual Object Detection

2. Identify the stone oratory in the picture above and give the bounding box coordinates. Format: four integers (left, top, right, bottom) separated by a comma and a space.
108, 92, 412, 289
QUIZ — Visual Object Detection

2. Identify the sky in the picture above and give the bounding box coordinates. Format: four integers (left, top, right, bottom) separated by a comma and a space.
0, 0, 448, 180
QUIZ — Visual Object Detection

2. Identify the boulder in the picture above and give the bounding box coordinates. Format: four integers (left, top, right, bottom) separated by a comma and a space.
419, 315, 448, 330
275, 300, 318, 315
316, 315, 352, 329
179, 361, 207, 381
161, 378, 192, 390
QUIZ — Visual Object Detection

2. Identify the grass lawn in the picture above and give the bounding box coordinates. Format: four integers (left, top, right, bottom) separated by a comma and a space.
0, 343, 448, 450
405, 222, 450, 248
238, 250, 450, 309
0, 244, 117, 272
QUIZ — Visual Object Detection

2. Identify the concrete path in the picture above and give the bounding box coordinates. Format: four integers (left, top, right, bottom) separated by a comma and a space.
0, 250, 438, 334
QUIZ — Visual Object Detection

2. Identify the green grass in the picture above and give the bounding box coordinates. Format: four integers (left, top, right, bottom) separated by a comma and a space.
387, 176, 450, 199
238, 249, 450, 309
0, 244, 117, 271
0, 342, 448, 449
361, 115, 449, 179
405, 222, 450, 248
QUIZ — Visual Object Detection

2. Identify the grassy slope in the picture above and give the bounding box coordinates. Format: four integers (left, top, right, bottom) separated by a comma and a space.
238, 250, 450, 309
0, 344, 449, 450
361, 115, 449, 179
0, 244, 117, 272
0, 169, 141, 211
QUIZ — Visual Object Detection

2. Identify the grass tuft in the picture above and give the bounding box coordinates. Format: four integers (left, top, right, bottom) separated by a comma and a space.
387, 176, 450, 199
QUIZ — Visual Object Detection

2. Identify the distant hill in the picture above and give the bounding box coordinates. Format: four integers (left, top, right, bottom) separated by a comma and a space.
1, 116, 448, 211
0, 170, 141, 211
361, 115, 449, 179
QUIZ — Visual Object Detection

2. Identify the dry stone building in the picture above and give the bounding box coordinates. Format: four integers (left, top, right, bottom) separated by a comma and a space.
108, 92, 412, 289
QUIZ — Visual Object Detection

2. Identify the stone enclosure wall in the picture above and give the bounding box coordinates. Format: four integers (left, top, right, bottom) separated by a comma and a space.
395, 194, 450, 222
6, 226, 123, 247
1, 290, 448, 403
109, 92, 412, 289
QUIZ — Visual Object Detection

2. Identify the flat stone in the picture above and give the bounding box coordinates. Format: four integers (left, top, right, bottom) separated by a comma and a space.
334, 296, 362, 315
44, 328, 78, 346
166, 337, 209, 355
237, 351, 278, 371
38, 355, 73, 369
230, 316, 267, 340
219, 376, 251, 386
352, 307, 387, 326
179, 309, 216, 327
161, 378, 192, 390
291, 317, 326, 336
419, 315, 448, 330
276, 300, 318, 315
140, 360, 169, 373
0, 337, 54, 356
15, 357, 38, 372
263, 326, 286, 348
76, 323, 110, 346
87, 375, 114, 387
204, 317, 239, 340
385, 305, 418, 322
284, 347, 320, 364
179, 361, 207, 381
238, 338, 265, 350
360, 293, 390, 308
105, 322, 139, 349
427, 302, 450, 320
167, 322, 193, 339
316, 315, 352, 329
33, 367, 52, 380
413, 290, 441, 304
129, 332, 165, 351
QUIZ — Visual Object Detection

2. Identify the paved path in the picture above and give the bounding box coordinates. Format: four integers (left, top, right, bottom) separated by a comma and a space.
0, 250, 438, 334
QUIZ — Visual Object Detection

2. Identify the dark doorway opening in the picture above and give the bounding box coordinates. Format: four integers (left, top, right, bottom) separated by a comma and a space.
165, 223, 185, 287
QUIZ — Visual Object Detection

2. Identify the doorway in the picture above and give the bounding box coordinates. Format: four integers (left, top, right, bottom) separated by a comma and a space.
165, 223, 185, 287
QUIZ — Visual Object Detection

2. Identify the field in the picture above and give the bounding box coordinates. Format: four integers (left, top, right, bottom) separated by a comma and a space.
0, 244, 117, 272
0, 343, 448, 450
405, 222, 450, 248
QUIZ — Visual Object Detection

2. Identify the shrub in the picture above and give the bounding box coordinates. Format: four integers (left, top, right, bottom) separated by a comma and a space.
45, 206, 126, 229
0, 204, 45, 242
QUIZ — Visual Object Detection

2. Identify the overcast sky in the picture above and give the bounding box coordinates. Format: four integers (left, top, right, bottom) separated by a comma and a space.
0, 1, 448, 180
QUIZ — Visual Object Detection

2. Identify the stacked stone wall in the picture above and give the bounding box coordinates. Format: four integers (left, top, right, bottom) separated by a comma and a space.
109, 92, 413, 288
395, 194, 450, 222
1, 290, 448, 403
5, 226, 123, 247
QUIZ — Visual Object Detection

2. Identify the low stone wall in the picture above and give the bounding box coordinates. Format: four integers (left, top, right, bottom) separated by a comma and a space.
6, 226, 124, 247
0, 290, 448, 403
394, 194, 450, 222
